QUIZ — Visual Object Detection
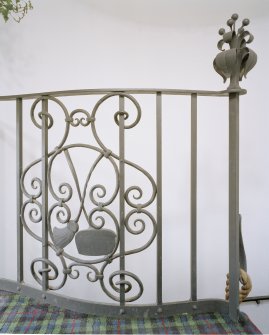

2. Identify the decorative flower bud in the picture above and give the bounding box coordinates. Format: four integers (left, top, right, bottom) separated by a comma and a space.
227, 18, 234, 27
242, 18, 250, 26
231, 13, 239, 20
219, 28, 225, 35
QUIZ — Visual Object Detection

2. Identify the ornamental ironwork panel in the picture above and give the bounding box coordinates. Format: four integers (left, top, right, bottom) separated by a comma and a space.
21, 93, 157, 303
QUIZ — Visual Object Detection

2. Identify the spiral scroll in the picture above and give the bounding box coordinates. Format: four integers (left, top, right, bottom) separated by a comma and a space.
99, 269, 144, 302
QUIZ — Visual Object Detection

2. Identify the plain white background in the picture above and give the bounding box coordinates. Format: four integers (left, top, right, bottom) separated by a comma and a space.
0, 0, 269, 332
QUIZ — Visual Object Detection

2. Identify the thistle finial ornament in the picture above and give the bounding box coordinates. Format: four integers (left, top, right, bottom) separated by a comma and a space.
213, 14, 257, 90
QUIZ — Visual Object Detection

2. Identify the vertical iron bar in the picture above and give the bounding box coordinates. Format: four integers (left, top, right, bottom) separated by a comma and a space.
119, 95, 125, 308
190, 93, 197, 301
156, 92, 162, 305
229, 92, 240, 321
41, 98, 49, 292
16, 98, 23, 283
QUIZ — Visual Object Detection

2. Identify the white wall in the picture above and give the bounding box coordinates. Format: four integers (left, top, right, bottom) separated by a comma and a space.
0, 0, 269, 331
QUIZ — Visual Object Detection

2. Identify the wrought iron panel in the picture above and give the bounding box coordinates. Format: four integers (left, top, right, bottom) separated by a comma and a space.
20, 93, 157, 305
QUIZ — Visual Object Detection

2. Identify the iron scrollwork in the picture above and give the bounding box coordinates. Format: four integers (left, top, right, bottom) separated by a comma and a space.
21, 93, 157, 303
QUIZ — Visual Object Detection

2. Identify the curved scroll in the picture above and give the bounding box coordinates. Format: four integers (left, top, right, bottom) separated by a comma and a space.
99, 268, 144, 302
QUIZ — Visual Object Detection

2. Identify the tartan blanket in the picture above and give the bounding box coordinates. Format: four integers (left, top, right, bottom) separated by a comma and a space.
0, 290, 261, 334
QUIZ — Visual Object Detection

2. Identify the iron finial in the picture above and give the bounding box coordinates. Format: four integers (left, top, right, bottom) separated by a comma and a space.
213, 14, 257, 90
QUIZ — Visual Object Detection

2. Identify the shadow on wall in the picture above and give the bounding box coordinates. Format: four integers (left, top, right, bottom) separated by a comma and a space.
87, 0, 269, 28
0, 118, 36, 279
0, 127, 7, 267
0, 21, 34, 92
0, 123, 16, 276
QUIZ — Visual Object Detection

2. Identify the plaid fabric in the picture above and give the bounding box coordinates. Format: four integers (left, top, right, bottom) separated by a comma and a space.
0, 290, 261, 334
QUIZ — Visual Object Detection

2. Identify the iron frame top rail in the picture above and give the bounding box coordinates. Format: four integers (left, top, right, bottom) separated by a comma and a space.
0, 88, 247, 101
